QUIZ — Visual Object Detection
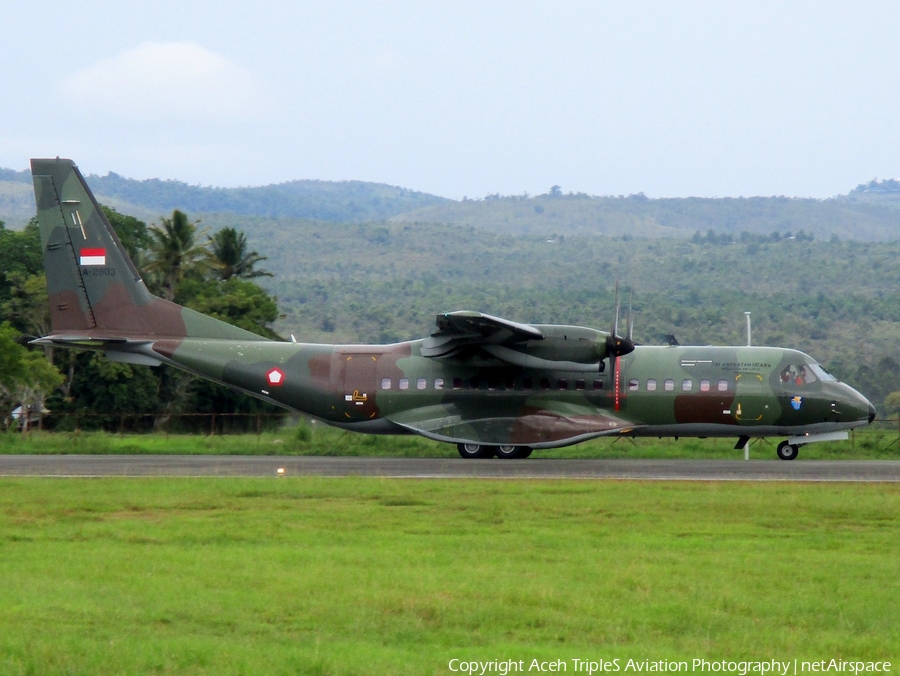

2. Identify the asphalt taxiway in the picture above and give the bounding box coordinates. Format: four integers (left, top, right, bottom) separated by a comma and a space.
0, 456, 898, 481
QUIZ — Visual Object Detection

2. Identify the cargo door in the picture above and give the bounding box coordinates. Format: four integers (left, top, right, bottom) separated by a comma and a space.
340, 353, 379, 420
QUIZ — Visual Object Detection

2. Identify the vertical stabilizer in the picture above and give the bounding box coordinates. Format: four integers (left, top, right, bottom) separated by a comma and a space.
32, 158, 152, 333
31, 158, 265, 341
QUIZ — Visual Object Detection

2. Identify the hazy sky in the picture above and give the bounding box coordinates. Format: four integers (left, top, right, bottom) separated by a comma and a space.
2, 1, 899, 198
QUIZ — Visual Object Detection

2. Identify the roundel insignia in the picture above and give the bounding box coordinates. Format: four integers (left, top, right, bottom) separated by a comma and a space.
266, 367, 286, 387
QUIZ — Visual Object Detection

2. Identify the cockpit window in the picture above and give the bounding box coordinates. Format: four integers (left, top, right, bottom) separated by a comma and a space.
780, 364, 823, 386
809, 363, 837, 382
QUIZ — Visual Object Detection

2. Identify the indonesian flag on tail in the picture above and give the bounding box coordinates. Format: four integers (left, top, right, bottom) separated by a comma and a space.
80, 248, 106, 266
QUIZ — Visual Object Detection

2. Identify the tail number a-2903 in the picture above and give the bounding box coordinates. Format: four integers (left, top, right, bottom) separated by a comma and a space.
82, 267, 116, 276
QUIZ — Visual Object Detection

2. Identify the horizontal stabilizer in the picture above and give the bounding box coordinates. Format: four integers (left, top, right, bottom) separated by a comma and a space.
31, 335, 163, 366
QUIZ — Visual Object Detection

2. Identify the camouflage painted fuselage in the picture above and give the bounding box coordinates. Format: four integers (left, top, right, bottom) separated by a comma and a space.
30, 157, 874, 452
144, 332, 873, 449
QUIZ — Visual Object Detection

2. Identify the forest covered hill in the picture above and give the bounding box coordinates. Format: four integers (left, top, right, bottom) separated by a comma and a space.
391, 191, 900, 240
2, 165, 900, 240
0, 167, 450, 227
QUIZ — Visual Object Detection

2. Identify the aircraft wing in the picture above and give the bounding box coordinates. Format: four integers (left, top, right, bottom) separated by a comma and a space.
421, 311, 544, 358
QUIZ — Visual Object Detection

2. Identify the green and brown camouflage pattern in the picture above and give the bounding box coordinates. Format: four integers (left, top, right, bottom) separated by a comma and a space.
31, 158, 875, 453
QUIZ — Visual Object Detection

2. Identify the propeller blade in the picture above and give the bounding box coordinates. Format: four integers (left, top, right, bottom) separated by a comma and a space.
605, 280, 636, 360
610, 280, 620, 339
606, 280, 621, 362
626, 287, 634, 343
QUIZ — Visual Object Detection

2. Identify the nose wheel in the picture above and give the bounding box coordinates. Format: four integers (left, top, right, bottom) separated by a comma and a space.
776, 440, 799, 461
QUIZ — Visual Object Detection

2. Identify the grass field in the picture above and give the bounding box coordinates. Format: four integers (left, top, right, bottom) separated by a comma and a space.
2, 424, 900, 460
0, 478, 897, 675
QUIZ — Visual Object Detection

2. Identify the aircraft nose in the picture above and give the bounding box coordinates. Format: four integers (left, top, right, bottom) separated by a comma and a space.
840, 384, 876, 425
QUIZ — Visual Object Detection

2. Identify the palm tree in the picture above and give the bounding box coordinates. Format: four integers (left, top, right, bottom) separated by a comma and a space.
208, 227, 272, 281
145, 210, 208, 301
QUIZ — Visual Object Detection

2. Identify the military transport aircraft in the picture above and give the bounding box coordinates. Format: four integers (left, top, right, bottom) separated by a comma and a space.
30, 158, 876, 460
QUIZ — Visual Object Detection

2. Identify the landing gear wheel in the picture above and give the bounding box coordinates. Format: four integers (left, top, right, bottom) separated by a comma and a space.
457, 443, 494, 459
495, 445, 533, 459
776, 441, 799, 461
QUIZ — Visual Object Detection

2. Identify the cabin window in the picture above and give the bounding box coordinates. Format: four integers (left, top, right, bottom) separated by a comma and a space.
399, 378, 409, 390
593, 378, 604, 390
416, 377, 427, 390
523, 377, 534, 390
664, 379, 675, 391
700, 379, 710, 392
717, 379, 728, 392
646, 379, 657, 391
628, 379, 639, 391
469, 377, 480, 390
575, 379, 586, 390
540, 378, 551, 390
452, 377, 462, 389
380, 377, 392, 390
558, 379, 568, 390
434, 378, 444, 390
505, 377, 516, 390
682, 379, 692, 392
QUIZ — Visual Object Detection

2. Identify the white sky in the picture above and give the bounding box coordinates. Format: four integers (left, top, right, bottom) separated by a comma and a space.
2, 1, 899, 198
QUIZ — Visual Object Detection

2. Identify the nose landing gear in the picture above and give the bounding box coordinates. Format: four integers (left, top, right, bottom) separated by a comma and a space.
776, 440, 799, 461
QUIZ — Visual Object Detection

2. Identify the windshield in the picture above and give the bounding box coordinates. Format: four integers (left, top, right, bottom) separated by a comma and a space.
780, 363, 831, 385
809, 363, 837, 382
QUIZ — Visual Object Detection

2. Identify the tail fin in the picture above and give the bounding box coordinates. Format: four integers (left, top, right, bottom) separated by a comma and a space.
31, 158, 264, 341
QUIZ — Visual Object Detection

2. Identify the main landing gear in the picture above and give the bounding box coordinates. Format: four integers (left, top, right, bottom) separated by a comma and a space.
456, 443, 533, 459
776, 440, 799, 461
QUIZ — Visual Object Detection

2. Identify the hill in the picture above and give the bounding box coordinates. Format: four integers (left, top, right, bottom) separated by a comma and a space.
3, 165, 900, 240
0, 166, 450, 227
392, 191, 900, 241
85, 171, 450, 222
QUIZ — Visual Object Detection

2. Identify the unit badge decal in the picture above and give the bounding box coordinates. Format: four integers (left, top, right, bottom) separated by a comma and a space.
790, 396, 803, 411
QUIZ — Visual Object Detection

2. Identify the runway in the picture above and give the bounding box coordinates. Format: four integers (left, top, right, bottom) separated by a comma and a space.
0, 455, 898, 481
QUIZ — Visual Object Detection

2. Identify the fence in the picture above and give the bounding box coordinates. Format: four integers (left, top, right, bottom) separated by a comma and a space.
9, 411, 291, 436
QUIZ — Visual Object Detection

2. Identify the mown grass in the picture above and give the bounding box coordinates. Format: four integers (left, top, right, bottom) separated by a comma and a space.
0, 478, 897, 675
2, 423, 900, 460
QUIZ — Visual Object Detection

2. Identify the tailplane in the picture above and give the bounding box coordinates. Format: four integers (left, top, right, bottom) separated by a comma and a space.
31, 158, 264, 343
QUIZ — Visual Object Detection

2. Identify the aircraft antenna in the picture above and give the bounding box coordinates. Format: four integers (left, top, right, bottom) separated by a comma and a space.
744, 312, 751, 347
